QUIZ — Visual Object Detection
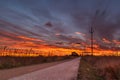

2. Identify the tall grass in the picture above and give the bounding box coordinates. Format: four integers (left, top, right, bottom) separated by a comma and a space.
78, 56, 120, 80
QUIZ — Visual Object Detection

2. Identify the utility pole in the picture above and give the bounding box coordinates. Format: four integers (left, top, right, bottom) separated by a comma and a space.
90, 27, 94, 56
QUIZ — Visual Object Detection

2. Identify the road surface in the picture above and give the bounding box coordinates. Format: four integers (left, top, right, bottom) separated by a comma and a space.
9, 58, 80, 80
0, 59, 74, 80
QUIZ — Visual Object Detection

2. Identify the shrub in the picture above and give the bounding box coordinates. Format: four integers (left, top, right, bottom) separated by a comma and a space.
71, 52, 79, 56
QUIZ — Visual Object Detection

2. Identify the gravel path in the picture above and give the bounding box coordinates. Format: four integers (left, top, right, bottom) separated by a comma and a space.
9, 58, 80, 80
0, 59, 73, 80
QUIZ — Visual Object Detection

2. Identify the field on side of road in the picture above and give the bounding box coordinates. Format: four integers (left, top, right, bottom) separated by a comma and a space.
0, 56, 77, 69
77, 56, 120, 80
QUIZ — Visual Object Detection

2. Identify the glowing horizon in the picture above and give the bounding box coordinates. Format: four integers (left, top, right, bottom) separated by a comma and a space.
0, 0, 120, 56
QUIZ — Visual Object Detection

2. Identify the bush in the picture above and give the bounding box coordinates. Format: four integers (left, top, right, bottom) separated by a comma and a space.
71, 52, 79, 56
0, 63, 14, 69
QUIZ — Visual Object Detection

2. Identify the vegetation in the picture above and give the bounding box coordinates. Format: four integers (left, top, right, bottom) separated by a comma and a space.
77, 56, 120, 80
71, 52, 79, 56
0, 55, 77, 69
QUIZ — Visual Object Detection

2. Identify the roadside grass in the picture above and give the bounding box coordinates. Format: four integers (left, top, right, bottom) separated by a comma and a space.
0, 56, 77, 69
77, 56, 120, 80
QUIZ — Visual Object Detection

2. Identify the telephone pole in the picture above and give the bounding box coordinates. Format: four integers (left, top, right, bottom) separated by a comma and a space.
90, 27, 94, 56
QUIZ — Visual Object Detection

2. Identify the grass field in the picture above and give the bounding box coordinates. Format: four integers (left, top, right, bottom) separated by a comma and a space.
77, 56, 120, 80
0, 56, 76, 69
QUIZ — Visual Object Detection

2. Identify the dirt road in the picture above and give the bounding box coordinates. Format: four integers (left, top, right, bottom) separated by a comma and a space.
9, 58, 80, 80
0, 59, 75, 80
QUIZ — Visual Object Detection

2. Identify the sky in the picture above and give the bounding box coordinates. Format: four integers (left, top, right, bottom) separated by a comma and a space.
0, 0, 120, 51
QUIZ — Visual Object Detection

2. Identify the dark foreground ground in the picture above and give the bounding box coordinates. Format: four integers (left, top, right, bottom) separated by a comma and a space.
8, 58, 80, 80
0, 56, 77, 80
0, 56, 76, 69
77, 56, 120, 80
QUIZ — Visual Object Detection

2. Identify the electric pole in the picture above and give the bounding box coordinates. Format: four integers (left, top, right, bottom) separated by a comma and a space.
90, 27, 94, 56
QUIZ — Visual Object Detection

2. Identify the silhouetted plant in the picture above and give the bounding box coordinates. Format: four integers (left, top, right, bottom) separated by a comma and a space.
71, 52, 79, 56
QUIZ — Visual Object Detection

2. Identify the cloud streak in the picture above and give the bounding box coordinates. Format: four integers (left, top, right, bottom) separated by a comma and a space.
0, 0, 120, 50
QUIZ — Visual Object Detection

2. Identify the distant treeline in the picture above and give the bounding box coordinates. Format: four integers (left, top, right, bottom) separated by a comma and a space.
0, 46, 45, 56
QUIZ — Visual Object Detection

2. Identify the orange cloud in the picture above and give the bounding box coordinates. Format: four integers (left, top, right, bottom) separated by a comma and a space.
113, 40, 120, 44
18, 36, 44, 42
75, 32, 86, 36
102, 38, 111, 44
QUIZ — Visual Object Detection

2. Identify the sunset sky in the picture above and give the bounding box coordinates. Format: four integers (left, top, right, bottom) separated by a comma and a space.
0, 0, 120, 54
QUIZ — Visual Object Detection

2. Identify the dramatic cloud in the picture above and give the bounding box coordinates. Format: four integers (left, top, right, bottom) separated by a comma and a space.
0, 0, 120, 50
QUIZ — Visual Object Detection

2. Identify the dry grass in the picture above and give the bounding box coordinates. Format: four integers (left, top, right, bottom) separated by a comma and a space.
0, 56, 76, 69
77, 56, 120, 80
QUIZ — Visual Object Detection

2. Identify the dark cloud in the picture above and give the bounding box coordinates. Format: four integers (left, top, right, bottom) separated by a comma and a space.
92, 9, 120, 41
45, 22, 53, 28
56, 34, 84, 44
0, 0, 120, 50
0, 20, 42, 37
